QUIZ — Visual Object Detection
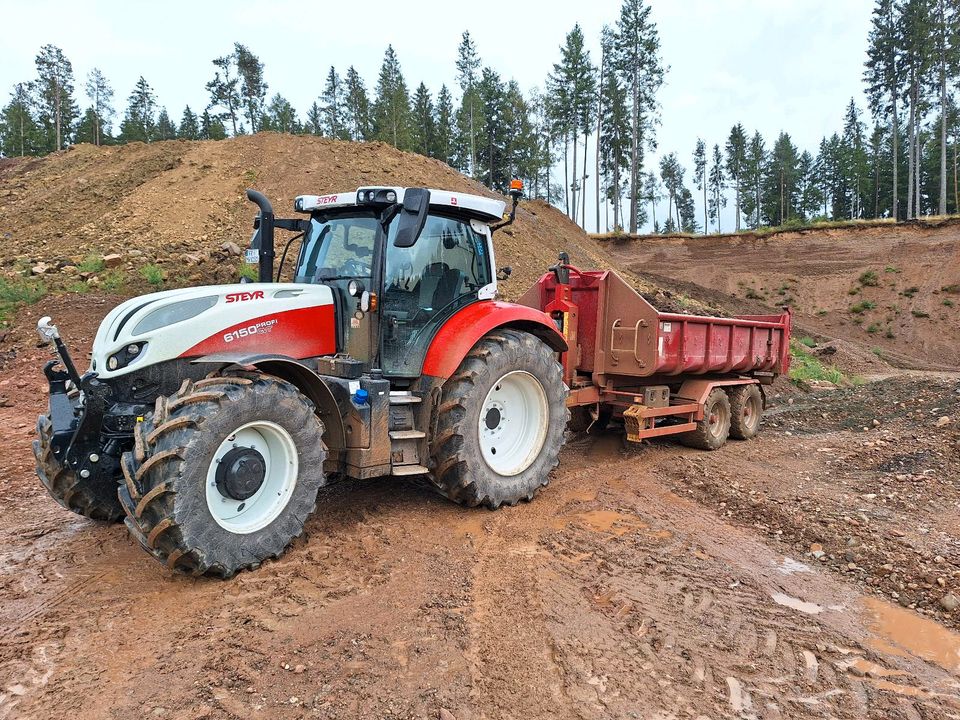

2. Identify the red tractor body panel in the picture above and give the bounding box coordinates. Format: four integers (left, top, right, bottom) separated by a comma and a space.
421, 300, 567, 379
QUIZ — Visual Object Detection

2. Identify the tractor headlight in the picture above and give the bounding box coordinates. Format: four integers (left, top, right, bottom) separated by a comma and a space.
108, 342, 147, 372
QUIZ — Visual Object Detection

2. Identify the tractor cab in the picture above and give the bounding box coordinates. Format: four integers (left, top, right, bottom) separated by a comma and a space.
253, 186, 516, 379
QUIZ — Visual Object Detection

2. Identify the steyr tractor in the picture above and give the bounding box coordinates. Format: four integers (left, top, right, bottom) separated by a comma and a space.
34, 184, 571, 577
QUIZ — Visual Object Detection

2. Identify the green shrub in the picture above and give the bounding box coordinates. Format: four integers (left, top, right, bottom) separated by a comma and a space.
849, 300, 876, 314
789, 343, 845, 385
799, 336, 817, 348
67, 281, 91, 294
745, 287, 763, 300
943, 299, 955, 307
901, 286, 919, 298
78, 253, 105, 273
102, 270, 126, 292
140, 264, 164, 286
884, 266, 901, 273
859, 270, 879, 286
0, 276, 46, 325
911, 309, 929, 318
848, 287, 861, 295
866, 323, 880, 334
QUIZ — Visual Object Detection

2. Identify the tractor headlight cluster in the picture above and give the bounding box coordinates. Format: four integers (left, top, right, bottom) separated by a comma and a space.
107, 342, 146, 371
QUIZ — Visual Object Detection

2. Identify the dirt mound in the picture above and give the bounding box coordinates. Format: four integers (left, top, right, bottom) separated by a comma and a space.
0, 135, 628, 301
602, 223, 960, 368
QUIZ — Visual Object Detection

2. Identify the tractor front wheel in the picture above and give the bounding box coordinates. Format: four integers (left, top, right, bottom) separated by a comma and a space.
430, 329, 568, 508
119, 374, 326, 578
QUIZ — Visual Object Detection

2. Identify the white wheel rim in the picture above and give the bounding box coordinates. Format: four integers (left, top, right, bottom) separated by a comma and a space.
205, 420, 298, 534
478, 370, 549, 476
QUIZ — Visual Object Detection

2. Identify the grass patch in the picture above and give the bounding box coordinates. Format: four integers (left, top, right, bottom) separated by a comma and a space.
943, 298, 955, 307
789, 342, 845, 385
102, 270, 126, 292
884, 266, 901, 273
866, 323, 880, 334
0, 276, 46, 325
859, 270, 879, 286
942, 284, 960, 294
901, 286, 919, 298
849, 300, 876, 314
885, 328, 895, 338
140, 264, 164, 287
799, 336, 817, 348
911, 309, 930, 318
816, 308, 828, 316
66, 281, 91, 294
238, 263, 258, 282
78, 253, 105, 273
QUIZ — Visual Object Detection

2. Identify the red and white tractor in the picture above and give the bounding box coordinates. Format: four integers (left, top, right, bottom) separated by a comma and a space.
34, 184, 570, 576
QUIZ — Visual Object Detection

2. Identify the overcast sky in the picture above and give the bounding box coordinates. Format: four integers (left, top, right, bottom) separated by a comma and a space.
0, 0, 874, 232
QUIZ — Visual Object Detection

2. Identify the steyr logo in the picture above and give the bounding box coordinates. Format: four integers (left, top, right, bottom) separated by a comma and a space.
225, 290, 264, 303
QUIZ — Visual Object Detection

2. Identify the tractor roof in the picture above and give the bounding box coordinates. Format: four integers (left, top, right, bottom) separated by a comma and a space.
294, 187, 506, 223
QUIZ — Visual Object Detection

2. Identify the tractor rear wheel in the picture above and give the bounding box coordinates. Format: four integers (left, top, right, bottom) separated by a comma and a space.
728, 384, 763, 440
33, 413, 123, 521
119, 374, 326, 578
679, 388, 731, 451
430, 329, 568, 508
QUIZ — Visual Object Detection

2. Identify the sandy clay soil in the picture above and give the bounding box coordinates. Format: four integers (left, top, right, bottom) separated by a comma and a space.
0, 297, 959, 720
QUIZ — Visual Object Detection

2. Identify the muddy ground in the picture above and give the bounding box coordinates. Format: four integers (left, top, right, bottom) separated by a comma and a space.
1, 300, 960, 719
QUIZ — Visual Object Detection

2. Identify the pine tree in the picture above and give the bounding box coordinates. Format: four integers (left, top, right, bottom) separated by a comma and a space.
304, 102, 323, 136
178, 105, 200, 140
763, 132, 800, 225
83, 68, 113, 146
410, 83, 436, 157
155, 107, 176, 140
34, 44, 78, 152
841, 98, 869, 218
743, 131, 767, 228
433, 85, 455, 165
693, 138, 707, 233
797, 149, 822, 219
119, 76, 156, 143
343, 66, 371, 141
659, 152, 685, 227
725, 123, 747, 230
456, 31, 481, 175
321, 67, 346, 139
678, 186, 699, 233
864, 0, 902, 219
0, 83, 41, 156
613, 0, 664, 233
263, 94, 299, 134
74, 108, 101, 145
899, 0, 933, 218
599, 64, 631, 229
235, 44, 267, 133
708, 144, 727, 232
930, 0, 958, 214
206, 52, 241, 135
641, 171, 661, 232
371, 45, 412, 149
200, 109, 226, 140
475, 67, 509, 189
548, 24, 596, 225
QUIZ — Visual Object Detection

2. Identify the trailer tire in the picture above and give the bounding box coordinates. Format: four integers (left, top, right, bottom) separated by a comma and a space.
728, 384, 763, 440
430, 329, 568, 509
119, 374, 326, 578
33, 413, 123, 522
679, 388, 731, 451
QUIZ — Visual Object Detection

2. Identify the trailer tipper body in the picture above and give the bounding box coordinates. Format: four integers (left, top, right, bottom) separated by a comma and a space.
520, 263, 791, 447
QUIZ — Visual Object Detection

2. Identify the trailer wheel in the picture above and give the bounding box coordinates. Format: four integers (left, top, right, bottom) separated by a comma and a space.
33, 413, 123, 521
430, 329, 568, 508
118, 374, 326, 578
728, 384, 763, 440
679, 388, 731, 451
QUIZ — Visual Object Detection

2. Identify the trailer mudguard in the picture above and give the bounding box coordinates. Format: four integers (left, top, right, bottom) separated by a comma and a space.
421, 301, 568, 379
191, 353, 345, 455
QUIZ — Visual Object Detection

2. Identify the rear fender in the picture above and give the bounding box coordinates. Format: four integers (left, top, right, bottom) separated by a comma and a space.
421, 301, 567, 380
191, 353, 345, 455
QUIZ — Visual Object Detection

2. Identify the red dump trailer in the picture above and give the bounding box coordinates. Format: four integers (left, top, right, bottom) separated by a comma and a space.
519, 261, 792, 449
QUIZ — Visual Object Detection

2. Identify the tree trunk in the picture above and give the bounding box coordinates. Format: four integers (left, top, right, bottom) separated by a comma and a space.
470, 98, 476, 178
581, 130, 589, 227
563, 136, 570, 216
702, 176, 708, 233
953, 137, 958, 212
907, 71, 915, 219
571, 132, 579, 222
938, 0, 948, 215
629, 73, 640, 233
595, 50, 603, 235
734, 175, 741, 231
891, 89, 899, 220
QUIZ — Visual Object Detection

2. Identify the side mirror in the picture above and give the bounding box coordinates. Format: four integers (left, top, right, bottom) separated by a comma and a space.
393, 188, 430, 248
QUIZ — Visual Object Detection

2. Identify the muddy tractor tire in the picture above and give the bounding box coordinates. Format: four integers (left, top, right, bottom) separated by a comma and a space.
728, 384, 763, 440
679, 388, 731, 451
430, 329, 568, 508
119, 374, 327, 578
33, 413, 123, 522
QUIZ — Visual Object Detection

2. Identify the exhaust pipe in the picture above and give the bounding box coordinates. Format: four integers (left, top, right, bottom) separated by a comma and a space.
246, 189, 275, 283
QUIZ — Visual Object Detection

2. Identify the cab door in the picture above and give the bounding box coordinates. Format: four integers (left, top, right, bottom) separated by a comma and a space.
379, 213, 493, 377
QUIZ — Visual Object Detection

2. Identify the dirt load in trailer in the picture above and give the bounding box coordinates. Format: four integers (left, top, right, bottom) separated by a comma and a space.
520, 260, 792, 449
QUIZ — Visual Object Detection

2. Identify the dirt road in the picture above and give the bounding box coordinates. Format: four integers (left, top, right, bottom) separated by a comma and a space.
1, 298, 959, 719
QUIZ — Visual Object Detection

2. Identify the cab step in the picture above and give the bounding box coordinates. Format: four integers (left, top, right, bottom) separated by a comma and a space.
391, 464, 430, 477
389, 392, 422, 405
389, 430, 427, 440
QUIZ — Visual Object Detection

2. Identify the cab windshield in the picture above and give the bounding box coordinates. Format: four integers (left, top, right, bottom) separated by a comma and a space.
294, 212, 377, 282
